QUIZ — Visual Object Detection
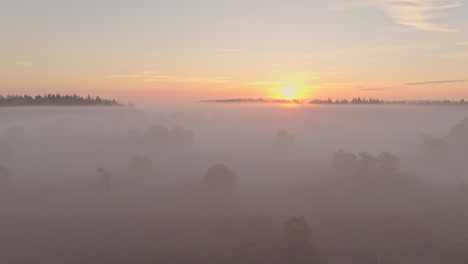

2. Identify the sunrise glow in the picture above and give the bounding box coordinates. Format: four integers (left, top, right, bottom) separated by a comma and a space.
1, 1, 467, 100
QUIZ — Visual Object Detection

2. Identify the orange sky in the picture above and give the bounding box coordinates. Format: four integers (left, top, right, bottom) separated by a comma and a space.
1, 1, 467, 100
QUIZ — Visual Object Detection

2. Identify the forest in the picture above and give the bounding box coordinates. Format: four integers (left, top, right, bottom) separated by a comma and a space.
1, 103, 468, 264
202, 97, 468, 106
0, 94, 120, 106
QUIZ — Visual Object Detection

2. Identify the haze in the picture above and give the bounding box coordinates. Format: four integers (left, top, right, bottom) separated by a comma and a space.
2, 102, 468, 263
2, 0, 468, 263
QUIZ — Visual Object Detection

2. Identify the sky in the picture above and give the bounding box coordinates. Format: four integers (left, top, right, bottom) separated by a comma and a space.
1, 0, 468, 100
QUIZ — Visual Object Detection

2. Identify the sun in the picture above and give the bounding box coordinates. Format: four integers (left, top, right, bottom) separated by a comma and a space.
262, 76, 315, 100
280, 87, 300, 100
273, 85, 309, 100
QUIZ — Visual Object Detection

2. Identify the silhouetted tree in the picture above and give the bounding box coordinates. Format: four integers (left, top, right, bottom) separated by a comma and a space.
283, 216, 312, 242
421, 134, 448, 152
204, 164, 238, 189
144, 125, 170, 147
332, 149, 359, 174
282, 216, 316, 264
377, 151, 400, 175
170, 125, 194, 146
449, 123, 468, 146
358, 152, 378, 174
0, 94, 120, 106
332, 149, 407, 186
274, 130, 295, 151
129, 155, 155, 178
97, 167, 112, 191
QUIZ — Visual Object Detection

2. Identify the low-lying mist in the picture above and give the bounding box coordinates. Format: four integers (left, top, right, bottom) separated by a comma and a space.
1, 103, 468, 264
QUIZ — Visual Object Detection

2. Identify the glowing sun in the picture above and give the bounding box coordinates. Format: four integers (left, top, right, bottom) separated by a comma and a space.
273, 85, 309, 100
280, 87, 299, 100
263, 77, 314, 100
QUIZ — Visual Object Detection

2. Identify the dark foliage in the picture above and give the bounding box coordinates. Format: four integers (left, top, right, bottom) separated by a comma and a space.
310, 97, 468, 105
0, 94, 120, 106
204, 164, 238, 189
201, 98, 303, 104
283, 216, 312, 242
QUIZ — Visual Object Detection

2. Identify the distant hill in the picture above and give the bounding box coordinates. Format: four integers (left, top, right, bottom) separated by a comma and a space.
0, 94, 121, 107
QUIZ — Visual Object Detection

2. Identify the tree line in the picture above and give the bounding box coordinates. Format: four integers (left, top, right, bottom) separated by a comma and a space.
309, 97, 468, 105
0, 94, 121, 106
202, 97, 468, 105
201, 98, 303, 104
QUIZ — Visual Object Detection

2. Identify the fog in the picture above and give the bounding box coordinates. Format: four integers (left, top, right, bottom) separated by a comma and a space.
1, 103, 468, 263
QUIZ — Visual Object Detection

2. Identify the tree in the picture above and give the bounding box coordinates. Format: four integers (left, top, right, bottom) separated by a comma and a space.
274, 130, 295, 151
143, 125, 170, 147
377, 151, 400, 175
129, 155, 155, 178
358, 152, 378, 174
97, 167, 112, 190
421, 134, 448, 151
332, 149, 359, 173
282, 217, 317, 264
204, 164, 238, 189
333, 149, 402, 176
170, 125, 194, 146
283, 216, 312, 242
0, 94, 120, 106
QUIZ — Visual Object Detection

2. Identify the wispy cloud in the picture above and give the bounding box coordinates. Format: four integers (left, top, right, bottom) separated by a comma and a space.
457, 42, 468, 46
248, 81, 297, 86
378, 0, 463, 32
406, 79, 466, 85
108, 71, 231, 84
355, 87, 391, 91
338, 0, 462, 32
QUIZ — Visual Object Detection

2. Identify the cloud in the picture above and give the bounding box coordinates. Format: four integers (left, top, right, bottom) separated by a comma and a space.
108, 71, 232, 84
248, 81, 297, 86
379, 0, 463, 32
340, 0, 462, 32
406, 80, 466, 85
355, 87, 391, 91
457, 42, 468, 46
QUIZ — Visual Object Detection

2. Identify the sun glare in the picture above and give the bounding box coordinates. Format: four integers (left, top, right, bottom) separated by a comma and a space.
264, 76, 314, 100
280, 87, 299, 100
272, 85, 309, 100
